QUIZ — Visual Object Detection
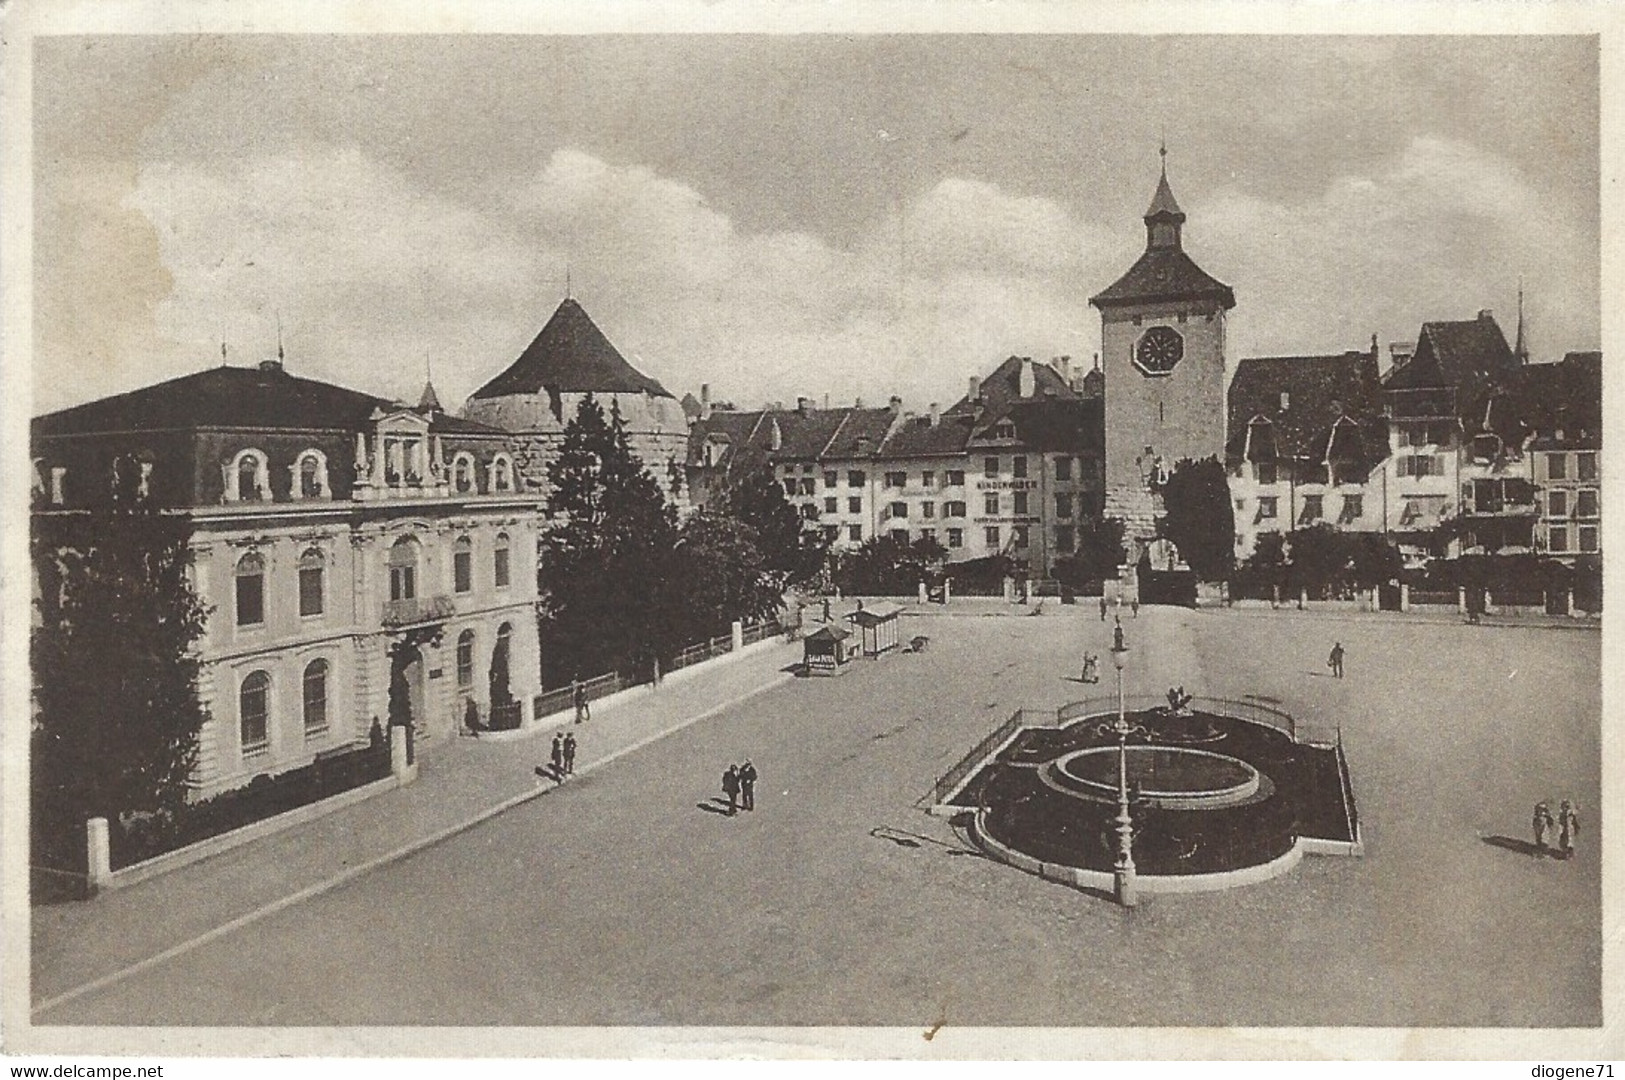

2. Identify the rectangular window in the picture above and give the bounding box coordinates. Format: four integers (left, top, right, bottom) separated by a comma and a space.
922, 501, 935, 519
1578, 452, 1597, 481
1576, 489, 1599, 518
1396, 456, 1413, 478
946, 501, 967, 518
985, 525, 1001, 548
1548, 490, 1568, 518
799, 478, 816, 496
1013, 456, 1028, 479
299, 567, 324, 617
1339, 494, 1363, 524
984, 456, 999, 477
1255, 462, 1277, 485
823, 525, 839, 542
947, 528, 964, 549
390, 564, 416, 602
1548, 525, 1569, 553
1055, 456, 1072, 482
1013, 491, 1029, 516
848, 497, 862, 514
783, 479, 797, 496
824, 471, 838, 488
920, 528, 936, 544
889, 501, 908, 519
848, 524, 862, 542
1055, 526, 1075, 553
237, 575, 264, 627
886, 471, 907, 488
1013, 526, 1029, 548
984, 493, 1000, 515
1549, 454, 1567, 481
494, 547, 511, 589
947, 470, 965, 487
1299, 495, 1323, 525
1579, 526, 1599, 553
848, 470, 866, 488
890, 528, 908, 543
454, 550, 473, 594
1055, 493, 1073, 519
824, 497, 837, 514
921, 471, 935, 489
1257, 496, 1278, 520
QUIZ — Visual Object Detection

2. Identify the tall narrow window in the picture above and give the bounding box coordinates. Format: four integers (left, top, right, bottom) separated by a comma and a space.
494, 533, 511, 588
238, 456, 262, 502
456, 630, 476, 689
388, 537, 419, 601
302, 660, 329, 735
298, 548, 324, 617
236, 553, 266, 627
240, 671, 270, 753
453, 536, 473, 594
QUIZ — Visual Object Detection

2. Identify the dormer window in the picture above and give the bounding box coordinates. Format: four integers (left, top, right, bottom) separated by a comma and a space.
452, 452, 478, 494
294, 450, 330, 499
226, 449, 270, 503
50, 467, 67, 506
489, 454, 515, 493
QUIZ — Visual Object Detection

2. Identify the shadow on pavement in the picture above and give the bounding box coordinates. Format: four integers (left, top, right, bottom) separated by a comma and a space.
1481, 834, 1552, 858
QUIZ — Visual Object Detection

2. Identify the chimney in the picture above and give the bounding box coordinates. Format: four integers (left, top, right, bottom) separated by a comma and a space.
1479, 309, 1495, 322
1055, 355, 1072, 386
1389, 342, 1414, 369
258, 357, 283, 373
770, 418, 783, 451
968, 375, 981, 402
888, 395, 902, 415
701, 383, 710, 405
855, 396, 864, 409
823, 393, 830, 409
774, 401, 784, 411
1018, 358, 1036, 398
929, 402, 940, 427
797, 396, 811, 413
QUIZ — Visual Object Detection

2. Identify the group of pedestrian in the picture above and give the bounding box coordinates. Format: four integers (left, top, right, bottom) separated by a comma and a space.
721, 760, 758, 815
1532, 800, 1581, 859
549, 731, 578, 780
1080, 652, 1100, 684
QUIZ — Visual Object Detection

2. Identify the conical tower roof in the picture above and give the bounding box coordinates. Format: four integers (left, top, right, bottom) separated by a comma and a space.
471, 298, 673, 401
1145, 166, 1185, 220
418, 380, 443, 412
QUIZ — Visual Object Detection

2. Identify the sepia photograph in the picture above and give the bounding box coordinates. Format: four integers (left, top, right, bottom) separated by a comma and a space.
4, 1, 1618, 1061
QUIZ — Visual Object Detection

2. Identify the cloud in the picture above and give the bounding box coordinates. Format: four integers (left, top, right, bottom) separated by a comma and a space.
1196, 135, 1596, 364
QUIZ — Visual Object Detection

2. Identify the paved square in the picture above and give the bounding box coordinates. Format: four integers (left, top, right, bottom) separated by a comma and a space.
41, 607, 1600, 1027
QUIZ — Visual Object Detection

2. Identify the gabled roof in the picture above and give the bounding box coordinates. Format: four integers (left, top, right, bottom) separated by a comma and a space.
879, 412, 976, 458
947, 356, 1077, 416
470, 298, 673, 401
1089, 247, 1236, 310
821, 407, 898, 459
1384, 313, 1518, 393
32, 364, 505, 439
686, 405, 897, 468
1225, 349, 1384, 464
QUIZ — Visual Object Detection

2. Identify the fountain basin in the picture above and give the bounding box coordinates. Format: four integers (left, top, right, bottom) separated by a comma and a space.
1050, 745, 1260, 810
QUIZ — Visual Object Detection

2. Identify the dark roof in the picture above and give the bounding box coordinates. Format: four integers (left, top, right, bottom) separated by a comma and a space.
686, 405, 896, 468
821, 407, 898, 459
1225, 349, 1384, 464
1090, 247, 1236, 310
32, 363, 506, 438
947, 356, 1077, 415
1146, 169, 1185, 220
879, 412, 975, 458
970, 398, 1104, 454
470, 298, 673, 401
680, 392, 705, 421
1384, 313, 1518, 393
1470, 351, 1601, 448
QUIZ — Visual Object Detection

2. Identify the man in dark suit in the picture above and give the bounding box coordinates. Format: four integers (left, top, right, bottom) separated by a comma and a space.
722, 765, 740, 815
739, 761, 758, 811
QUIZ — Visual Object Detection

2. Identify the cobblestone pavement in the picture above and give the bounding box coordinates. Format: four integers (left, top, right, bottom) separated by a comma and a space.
32, 608, 1601, 1033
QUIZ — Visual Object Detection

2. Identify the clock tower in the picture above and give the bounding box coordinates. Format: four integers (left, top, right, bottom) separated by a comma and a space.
1089, 152, 1235, 553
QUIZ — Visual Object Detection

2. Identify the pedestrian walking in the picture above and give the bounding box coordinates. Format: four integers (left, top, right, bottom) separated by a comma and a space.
722, 765, 741, 815
1558, 800, 1579, 859
1533, 801, 1553, 854
1131, 598, 1140, 619
573, 677, 590, 724
739, 760, 758, 811
562, 732, 577, 776
1328, 642, 1345, 678
550, 733, 565, 781
1099, 595, 1108, 621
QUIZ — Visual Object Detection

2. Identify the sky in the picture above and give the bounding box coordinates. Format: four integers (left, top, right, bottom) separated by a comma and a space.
32, 34, 1600, 417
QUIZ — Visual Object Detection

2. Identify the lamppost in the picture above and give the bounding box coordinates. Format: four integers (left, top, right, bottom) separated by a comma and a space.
1110, 619, 1137, 907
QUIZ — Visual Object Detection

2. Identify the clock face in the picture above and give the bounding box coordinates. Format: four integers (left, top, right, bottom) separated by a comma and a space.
1133, 325, 1184, 377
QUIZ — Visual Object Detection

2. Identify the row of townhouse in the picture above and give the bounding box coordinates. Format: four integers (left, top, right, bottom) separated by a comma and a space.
685, 355, 1105, 579
1227, 310, 1601, 566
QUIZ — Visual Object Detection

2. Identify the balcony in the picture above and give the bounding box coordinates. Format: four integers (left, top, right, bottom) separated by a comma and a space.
382, 594, 456, 628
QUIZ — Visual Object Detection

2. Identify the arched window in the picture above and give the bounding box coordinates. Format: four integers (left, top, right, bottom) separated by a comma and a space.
387, 536, 419, 601
240, 670, 270, 753
294, 450, 330, 499
227, 449, 269, 503
452, 452, 477, 494
302, 660, 329, 735
493, 532, 511, 589
235, 552, 266, 627
490, 454, 514, 493
111, 455, 146, 504
456, 629, 476, 689
298, 548, 325, 617
453, 536, 473, 594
